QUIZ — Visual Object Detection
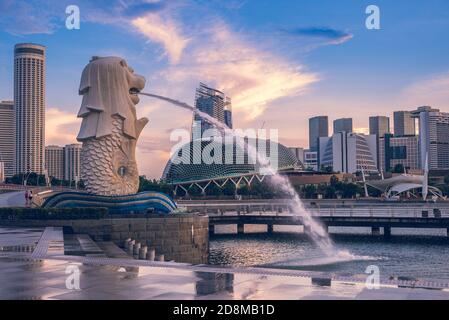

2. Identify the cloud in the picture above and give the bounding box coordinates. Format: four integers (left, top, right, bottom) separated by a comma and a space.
0, 0, 61, 34
46, 108, 81, 146
398, 72, 449, 109
121, 0, 167, 17
131, 14, 190, 64
282, 26, 353, 45
156, 23, 318, 119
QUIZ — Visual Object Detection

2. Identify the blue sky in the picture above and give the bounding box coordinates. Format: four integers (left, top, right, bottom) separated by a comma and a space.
1, 0, 449, 177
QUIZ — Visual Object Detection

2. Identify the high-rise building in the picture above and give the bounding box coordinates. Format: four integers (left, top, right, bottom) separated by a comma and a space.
64, 144, 81, 181
333, 118, 353, 134
289, 147, 305, 163
192, 83, 230, 137
224, 97, 233, 129
45, 146, 64, 180
303, 150, 318, 171
0, 101, 15, 178
394, 111, 415, 136
14, 43, 46, 175
378, 134, 420, 172
412, 106, 449, 170
369, 116, 390, 137
319, 132, 378, 174
309, 116, 328, 152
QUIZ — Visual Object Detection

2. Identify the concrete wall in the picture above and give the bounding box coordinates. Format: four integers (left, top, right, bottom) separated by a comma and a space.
0, 213, 209, 264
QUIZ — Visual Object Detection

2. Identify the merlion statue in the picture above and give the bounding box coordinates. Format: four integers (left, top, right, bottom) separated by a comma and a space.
76, 56, 148, 196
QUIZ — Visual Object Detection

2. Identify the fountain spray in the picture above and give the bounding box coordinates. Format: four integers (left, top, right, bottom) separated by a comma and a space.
139, 92, 356, 259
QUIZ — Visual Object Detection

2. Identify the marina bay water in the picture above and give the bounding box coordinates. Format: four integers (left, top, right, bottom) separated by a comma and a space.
210, 226, 449, 280
139, 92, 358, 262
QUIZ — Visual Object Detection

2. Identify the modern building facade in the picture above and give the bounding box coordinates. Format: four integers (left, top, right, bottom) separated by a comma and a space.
394, 111, 416, 136
162, 138, 299, 193
224, 98, 233, 129
192, 83, 231, 137
14, 43, 46, 175
64, 144, 81, 181
333, 118, 353, 134
0, 101, 15, 178
289, 147, 305, 164
412, 106, 449, 170
369, 116, 390, 137
45, 146, 64, 180
45, 144, 81, 182
378, 134, 420, 172
303, 150, 318, 171
319, 132, 378, 174
309, 116, 328, 152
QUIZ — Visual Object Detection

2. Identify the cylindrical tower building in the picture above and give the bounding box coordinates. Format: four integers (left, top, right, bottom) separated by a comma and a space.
14, 43, 46, 174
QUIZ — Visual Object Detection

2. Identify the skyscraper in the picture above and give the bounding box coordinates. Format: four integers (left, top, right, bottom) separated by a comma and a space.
333, 118, 353, 134
394, 111, 415, 136
14, 43, 46, 175
64, 144, 81, 182
309, 116, 328, 152
412, 106, 449, 170
0, 101, 15, 178
319, 132, 378, 174
369, 116, 390, 137
192, 83, 231, 137
224, 97, 233, 129
378, 134, 419, 172
45, 146, 64, 180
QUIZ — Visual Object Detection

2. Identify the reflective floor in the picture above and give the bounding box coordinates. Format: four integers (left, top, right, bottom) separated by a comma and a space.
1, 227, 449, 300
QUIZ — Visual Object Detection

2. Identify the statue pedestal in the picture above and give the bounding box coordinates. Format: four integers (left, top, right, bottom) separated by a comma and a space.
40, 191, 177, 214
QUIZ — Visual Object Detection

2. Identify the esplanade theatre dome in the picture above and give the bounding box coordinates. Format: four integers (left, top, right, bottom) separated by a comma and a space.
162, 137, 301, 185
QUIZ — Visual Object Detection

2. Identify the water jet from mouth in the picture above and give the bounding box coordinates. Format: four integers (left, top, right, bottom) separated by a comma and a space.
139, 92, 356, 260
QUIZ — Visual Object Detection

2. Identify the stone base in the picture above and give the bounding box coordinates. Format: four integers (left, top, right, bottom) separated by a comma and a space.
0, 213, 209, 264
40, 191, 177, 214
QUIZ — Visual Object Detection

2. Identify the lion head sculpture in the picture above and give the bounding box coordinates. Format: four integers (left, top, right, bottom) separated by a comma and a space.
76, 57, 148, 196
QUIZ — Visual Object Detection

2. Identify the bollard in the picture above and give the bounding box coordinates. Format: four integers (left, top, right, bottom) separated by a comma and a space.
139, 246, 148, 260
127, 243, 134, 256
156, 254, 165, 262
124, 238, 131, 248
146, 249, 156, 261
134, 242, 141, 256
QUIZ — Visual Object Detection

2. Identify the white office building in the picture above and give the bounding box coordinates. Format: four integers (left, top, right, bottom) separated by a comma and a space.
14, 43, 46, 174
0, 101, 15, 178
412, 106, 449, 170
319, 132, 378, 174
64, 144, 81, 182
45, 146, 64, 180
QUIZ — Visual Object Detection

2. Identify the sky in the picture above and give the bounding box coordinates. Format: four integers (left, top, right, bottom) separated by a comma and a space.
1, 0, 449, 178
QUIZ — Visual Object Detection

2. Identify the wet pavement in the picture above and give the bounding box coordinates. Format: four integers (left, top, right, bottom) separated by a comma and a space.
1, 226, 449, 300
0, 191, 27, 207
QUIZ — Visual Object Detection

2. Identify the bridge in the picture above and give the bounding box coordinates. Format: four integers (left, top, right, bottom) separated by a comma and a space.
177, 199, 449, 236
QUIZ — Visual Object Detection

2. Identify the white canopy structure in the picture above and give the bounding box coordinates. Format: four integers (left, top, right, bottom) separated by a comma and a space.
366, 174, 443, 200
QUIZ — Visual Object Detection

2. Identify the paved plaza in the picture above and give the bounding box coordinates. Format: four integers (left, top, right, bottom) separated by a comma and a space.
1, 226, 449, 300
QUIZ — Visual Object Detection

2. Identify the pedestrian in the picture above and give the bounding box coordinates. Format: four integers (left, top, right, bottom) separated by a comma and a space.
29, 190, 33, 205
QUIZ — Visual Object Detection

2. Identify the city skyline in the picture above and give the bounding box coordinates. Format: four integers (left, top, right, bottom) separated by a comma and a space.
1, 1, 449, 178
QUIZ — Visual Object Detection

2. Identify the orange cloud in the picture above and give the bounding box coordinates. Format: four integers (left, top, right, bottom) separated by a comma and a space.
159, 24, 318, 120
45, 107, 81, 146
131, 14, 190, 64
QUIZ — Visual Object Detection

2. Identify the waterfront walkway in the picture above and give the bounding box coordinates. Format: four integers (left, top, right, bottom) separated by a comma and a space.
1, 226, 449, 300
0, 191, 26, 207
178, 199, 449, 236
